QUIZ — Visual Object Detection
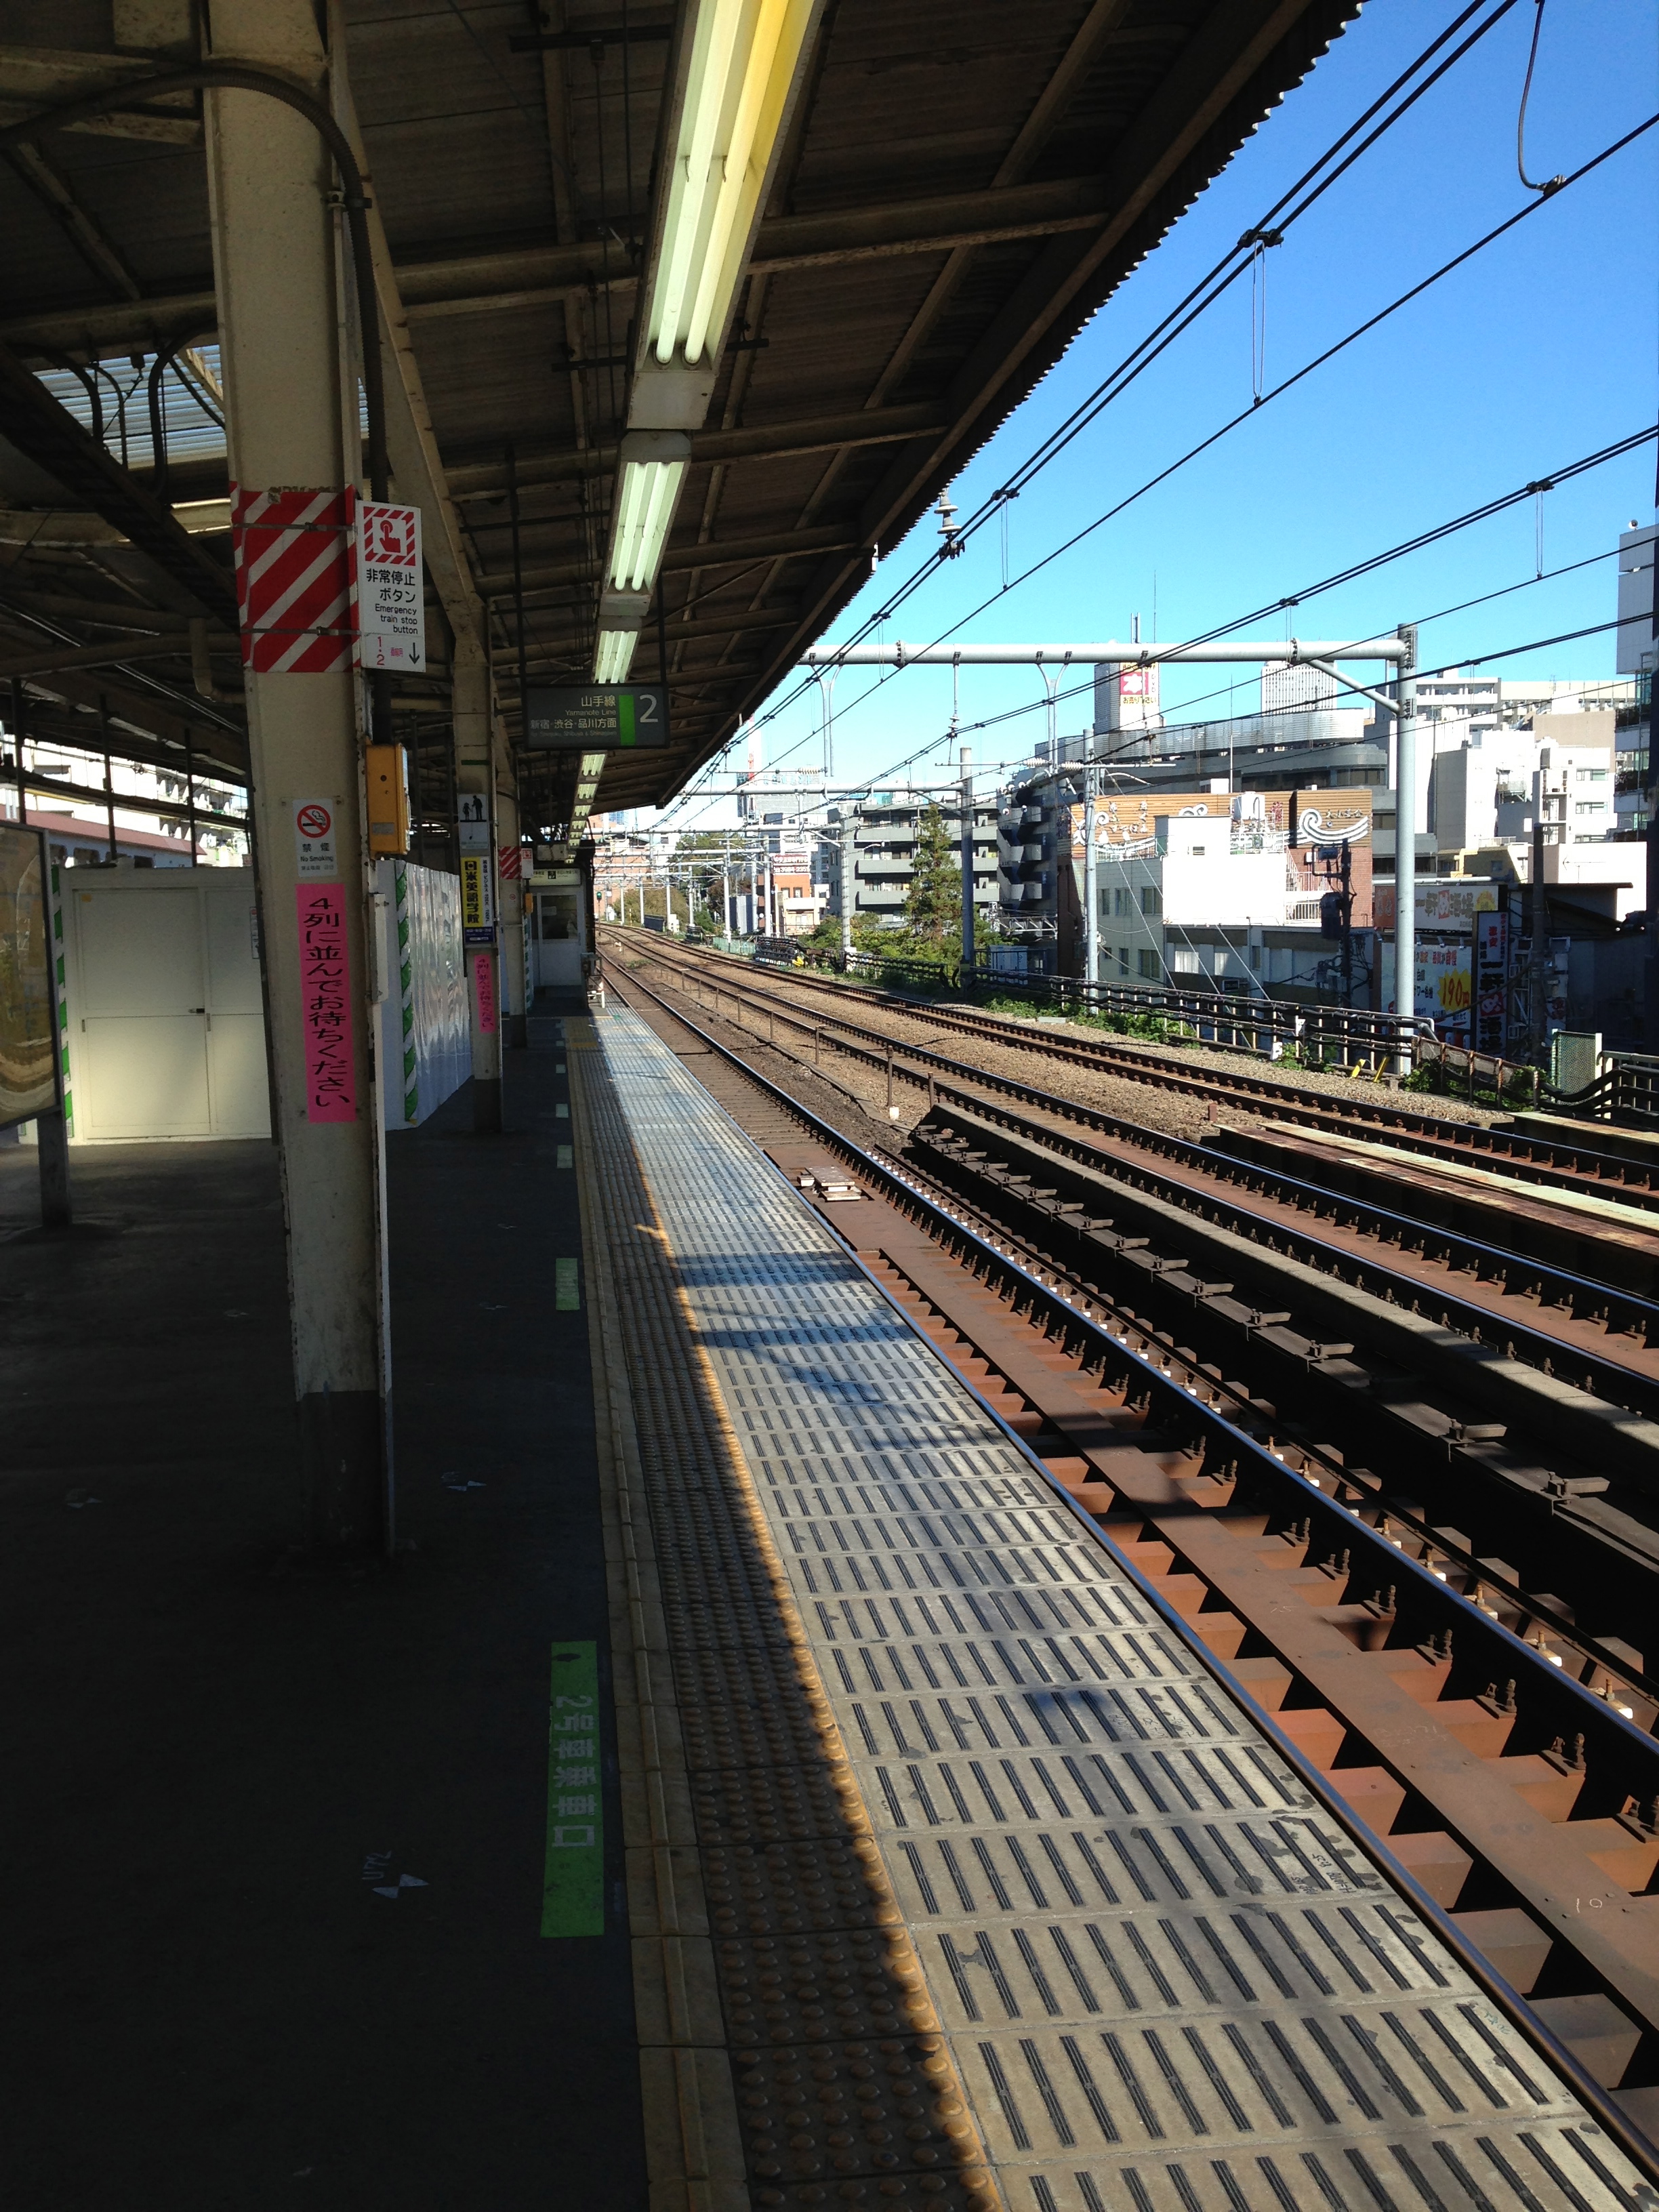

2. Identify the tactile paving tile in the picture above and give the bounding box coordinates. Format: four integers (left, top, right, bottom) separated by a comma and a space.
702, 1841, 897, 1939
694, 1761, 866, 1847
597, 1011, 1650, 2212
718, 1935, 923, 2048
676, 1650, 832, 1771
734, 2035, 979, 2186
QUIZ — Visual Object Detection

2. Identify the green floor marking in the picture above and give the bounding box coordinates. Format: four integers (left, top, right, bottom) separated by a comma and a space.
556, 1145, 573, 1170
555, 1256, 579, 1309
541, 1642, 603, 1937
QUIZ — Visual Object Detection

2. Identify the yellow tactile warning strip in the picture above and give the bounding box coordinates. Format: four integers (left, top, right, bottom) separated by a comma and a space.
571, 1015, 747, 2212
571, 1015, 1004, 2212
588, 1006, 1652, 2212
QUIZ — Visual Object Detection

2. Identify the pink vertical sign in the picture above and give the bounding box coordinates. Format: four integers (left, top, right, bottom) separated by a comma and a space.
473, 950, 498, 1034
295, 884, 358, 1122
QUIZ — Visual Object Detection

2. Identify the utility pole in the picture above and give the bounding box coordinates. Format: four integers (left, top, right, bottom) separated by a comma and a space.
1530, 806, 1547, 1055
840, 821, 855, 968
1082, 750, 1099, 991
1394, 623, 1418, 1056
203, 0, 389, 1549
959, 746, 975, 989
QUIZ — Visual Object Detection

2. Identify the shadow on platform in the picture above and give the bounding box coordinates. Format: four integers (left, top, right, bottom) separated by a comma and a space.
0, 1033, 642, 2209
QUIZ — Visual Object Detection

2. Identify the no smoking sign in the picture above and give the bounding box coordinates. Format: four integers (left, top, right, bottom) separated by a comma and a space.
293, 798, 342, 880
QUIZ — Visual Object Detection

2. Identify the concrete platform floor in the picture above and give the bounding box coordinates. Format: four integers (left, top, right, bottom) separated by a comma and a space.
0, 1026, 644, 2209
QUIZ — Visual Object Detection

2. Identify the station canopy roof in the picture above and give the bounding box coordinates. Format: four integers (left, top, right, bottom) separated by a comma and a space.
0, 0, 1357, 835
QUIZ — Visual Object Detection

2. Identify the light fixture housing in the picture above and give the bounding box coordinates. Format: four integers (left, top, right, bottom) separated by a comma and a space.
594, 629, 640, 682
647, 0, 817, 377
607, 439, 690, 592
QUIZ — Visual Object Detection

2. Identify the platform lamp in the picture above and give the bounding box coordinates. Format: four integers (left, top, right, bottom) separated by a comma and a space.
593, 0, 823, 682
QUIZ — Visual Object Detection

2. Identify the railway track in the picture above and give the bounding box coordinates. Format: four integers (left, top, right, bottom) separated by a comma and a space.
607, 960, 1659, 2152
610, 930, 1659, 1215
616, 938, 1659, 1411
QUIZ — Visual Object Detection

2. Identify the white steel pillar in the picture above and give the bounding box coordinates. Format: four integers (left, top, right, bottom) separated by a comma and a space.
958, 747, 975, 987
203, 0, 390, 1549
1395, 622, 1418, 1054
454, 636, 501, 1130
1083, 755, 1099, 990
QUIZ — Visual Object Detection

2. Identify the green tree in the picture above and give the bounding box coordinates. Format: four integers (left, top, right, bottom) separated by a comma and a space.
903, 803, 962, 942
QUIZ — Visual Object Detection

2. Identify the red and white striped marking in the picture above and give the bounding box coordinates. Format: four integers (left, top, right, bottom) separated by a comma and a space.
497, 842, 524, 881
232, 485, 354, 674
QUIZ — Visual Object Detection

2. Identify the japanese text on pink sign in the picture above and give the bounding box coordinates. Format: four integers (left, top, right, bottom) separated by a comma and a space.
295, 884, 357, 1122
473, 950, 497, 1035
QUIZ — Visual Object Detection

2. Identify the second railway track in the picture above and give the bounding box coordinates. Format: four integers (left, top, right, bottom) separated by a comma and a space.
610, 930, 1659, 1212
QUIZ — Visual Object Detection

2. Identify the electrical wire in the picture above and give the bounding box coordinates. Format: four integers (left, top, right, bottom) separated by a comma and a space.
1516, 0, 1565, 193
694, 0, 1541, 764
750, 107, 1658, 773
665, 419, 1654, 829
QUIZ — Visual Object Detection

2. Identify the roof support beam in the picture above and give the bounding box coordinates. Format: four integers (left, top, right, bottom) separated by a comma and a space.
447, 403, 945, 498
0, 336, 238, 623
0, 176, 1114, 361
327, 22, 483, 655
476, 524, 859, 599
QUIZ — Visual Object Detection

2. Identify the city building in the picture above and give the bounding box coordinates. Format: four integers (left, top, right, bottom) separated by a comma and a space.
0, 726, 248, 867
825, 787, 1000, 928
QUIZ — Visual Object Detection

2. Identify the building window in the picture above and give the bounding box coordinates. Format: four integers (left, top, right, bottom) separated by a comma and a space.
1576, 767, 1609, 781
1574, 802, 1603, 815
1139, 885, 1162, 917
1137, 949, 1160, 980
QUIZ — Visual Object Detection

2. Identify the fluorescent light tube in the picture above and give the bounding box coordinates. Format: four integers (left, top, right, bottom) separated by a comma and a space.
594, 629, 639, 682
649, 0, 815, 367
607, 456, 687, 592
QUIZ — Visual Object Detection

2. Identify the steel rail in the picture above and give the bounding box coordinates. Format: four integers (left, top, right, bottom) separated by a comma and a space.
620, 939, 1659, 1376
623, 933, 1659, 1208
607, 962, 1659, 2179
623, 954, 1659, 1713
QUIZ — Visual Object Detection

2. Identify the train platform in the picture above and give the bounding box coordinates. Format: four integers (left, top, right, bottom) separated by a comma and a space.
2, 998, 1650, 2212
571, 1000, 1650, 2212
0, 1021, 643, 2210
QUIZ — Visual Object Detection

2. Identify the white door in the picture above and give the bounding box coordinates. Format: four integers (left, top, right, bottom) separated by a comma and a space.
534, 892, 584, 987
75, 884, 211, 1136
203, 884, 271, 1136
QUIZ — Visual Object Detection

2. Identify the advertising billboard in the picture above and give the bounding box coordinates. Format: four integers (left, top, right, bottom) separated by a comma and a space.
0, 823, 56, 1130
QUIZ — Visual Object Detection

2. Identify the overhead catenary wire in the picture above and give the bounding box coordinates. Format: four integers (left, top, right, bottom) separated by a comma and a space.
692, 1, 1568, 777
1515, 0, 1565, 194
663, 420, 1655, 830
777, 111, 1658, 760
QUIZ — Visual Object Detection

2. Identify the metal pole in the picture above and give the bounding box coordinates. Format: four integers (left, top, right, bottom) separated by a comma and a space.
97, 691, 117, 861
203, 1, 389, 1550
1530, 808, 1547, 1057
840, 825, 854, 968
1394, 623, 1417, 1065
1083, 751, 1098, 994
454, 638, 501, 1130
10, 677, 26, 825
959, 746, 975, 989
186, 733, 198, 865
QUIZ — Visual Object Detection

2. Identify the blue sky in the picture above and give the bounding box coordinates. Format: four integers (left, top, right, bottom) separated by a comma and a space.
660, 0, 1656, 825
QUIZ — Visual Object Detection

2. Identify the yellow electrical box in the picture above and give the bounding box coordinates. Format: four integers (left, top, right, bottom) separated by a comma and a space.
365, 744, 410, 856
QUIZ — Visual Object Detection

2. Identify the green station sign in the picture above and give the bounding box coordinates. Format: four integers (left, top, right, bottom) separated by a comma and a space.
525, 685, 669, 749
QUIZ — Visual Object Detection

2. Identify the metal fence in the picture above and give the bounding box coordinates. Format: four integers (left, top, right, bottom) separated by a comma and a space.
798, 945, 1428, 1071
1529, 1050, 1659, 1125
